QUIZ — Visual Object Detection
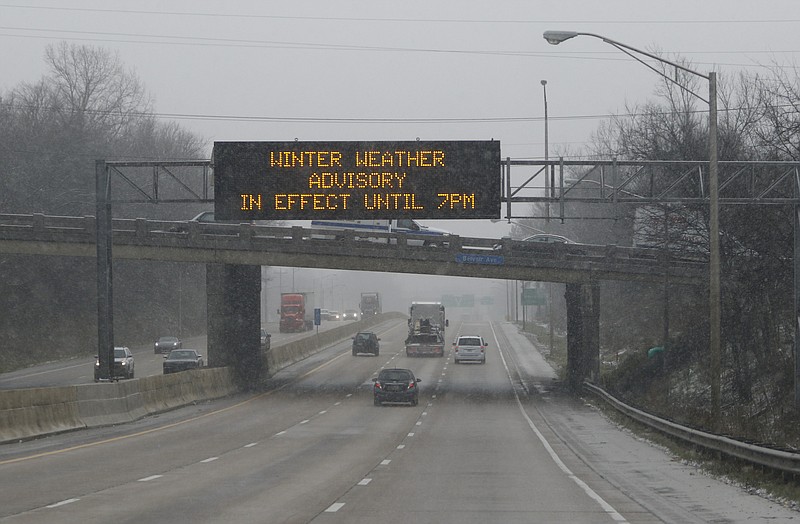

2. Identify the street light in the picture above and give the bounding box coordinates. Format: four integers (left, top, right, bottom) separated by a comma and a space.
544, 30, 721, 422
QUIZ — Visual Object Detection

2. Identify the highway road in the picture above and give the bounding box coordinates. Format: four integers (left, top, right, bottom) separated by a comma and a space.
0, 318, 796, 523
0, 319, 347, 389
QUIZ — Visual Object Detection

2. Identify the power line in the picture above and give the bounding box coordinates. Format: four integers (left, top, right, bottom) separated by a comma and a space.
0, 26, 793, 71
2, 4, 800, 26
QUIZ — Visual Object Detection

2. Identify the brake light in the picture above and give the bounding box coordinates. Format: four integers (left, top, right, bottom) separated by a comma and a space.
408, 381, 416, 389
374, 381, 382, 390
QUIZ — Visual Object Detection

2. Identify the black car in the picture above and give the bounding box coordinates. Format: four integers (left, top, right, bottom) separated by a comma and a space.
372, 368, 421, 406
94, 346, 135, 381
163, 349, 204, 374
260, 329, 271, 351
154, 336, 182, 354
352, 331, 380, 356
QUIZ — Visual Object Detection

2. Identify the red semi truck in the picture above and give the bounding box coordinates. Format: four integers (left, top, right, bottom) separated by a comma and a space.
279, 292, 316, 333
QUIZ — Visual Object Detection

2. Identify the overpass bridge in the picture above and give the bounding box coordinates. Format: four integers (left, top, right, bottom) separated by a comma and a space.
0, 212, 706, 390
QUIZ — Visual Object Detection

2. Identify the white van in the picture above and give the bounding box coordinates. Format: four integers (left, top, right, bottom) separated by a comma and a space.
310, 219, 450, 247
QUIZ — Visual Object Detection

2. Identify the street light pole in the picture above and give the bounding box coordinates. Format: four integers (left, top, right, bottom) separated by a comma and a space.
543, 30, 721, 423
542, 79, 550, 218
541, 79, 555, 354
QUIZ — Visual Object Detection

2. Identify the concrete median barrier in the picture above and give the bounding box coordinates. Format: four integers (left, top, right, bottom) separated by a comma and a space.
265, 312, 405, 374
0, 314, 402, 443
0, 367, 237, 443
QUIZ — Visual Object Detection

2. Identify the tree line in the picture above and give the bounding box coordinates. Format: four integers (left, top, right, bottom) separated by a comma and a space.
520, 58, 800, 445
0, 43, 210, 371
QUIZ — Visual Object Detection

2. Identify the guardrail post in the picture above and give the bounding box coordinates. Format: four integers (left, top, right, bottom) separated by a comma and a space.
32, 213, 45, 231
448, 235, 462, 251
134, 218, 148, 239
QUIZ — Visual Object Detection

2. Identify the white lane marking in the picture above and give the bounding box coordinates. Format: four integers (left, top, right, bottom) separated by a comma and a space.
46, 498, 79, 508
380, 459, 391, 465
138, 475, 163, 482
358, 478, 372, 485
415, 421, 422, 426
325, 502, 345, 512
432, 394, 437, 399
201, 457, 218, 463
300, 419, 309, 424
397, 444, 405, 449
407, 432, 415, 437
319, 410, 327, 415
490, 322, 629, 523
244, 442, 258, 448
345, 394, 352, 398
335, 401, 342, 405
422, 412, 428, 416
275, 430, 287, 436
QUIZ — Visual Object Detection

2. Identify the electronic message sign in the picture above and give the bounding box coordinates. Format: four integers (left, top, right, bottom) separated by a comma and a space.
213, 140, 501, 220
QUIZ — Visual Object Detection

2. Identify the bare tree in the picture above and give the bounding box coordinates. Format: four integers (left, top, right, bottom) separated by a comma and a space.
44, 42, 151, 139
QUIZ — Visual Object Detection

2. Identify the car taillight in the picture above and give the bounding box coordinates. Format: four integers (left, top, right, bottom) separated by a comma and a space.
408, 381, 416, 389
374, 381, 382, 390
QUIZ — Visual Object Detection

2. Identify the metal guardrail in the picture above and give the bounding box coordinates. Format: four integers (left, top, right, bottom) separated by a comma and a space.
583, 382, 800, 476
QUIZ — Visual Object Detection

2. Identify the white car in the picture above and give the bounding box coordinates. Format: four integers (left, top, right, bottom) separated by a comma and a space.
522, 234, 575, 244
453, 335, 488, 364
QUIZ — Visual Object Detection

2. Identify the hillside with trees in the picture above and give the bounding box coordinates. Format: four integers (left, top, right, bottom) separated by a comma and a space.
0, 43, 210, 371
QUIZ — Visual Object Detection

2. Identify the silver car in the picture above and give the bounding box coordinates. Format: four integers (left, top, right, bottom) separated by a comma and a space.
453, 335, 487, 364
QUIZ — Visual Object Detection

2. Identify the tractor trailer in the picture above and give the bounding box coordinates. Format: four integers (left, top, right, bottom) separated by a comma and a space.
279, 292, 316, 332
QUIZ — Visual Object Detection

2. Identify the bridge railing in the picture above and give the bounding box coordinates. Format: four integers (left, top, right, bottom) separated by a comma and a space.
0, 213, 707, 282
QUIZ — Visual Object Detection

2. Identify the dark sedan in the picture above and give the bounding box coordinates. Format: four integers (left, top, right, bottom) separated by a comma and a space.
163, 349, 204, 374
372, 368, 421, 406
154, 336, 182, 354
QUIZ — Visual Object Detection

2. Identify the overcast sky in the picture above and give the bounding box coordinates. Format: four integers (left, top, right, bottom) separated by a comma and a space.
2, 1, 800, 238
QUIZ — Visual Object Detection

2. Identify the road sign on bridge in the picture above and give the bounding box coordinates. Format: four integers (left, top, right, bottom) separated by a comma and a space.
213, 140, 502, 220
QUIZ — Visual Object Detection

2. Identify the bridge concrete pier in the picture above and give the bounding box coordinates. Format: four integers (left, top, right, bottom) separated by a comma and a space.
206, 263, 265, 389
565, 281, 600, 390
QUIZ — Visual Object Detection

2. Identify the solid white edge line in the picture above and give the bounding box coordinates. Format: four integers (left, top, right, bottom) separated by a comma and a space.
46, 498, 79, 508
138, 475, 163, 482
490, 321, 629, 524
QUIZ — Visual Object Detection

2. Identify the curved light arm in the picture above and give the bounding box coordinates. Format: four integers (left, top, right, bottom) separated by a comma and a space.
543, 30, 709, 103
